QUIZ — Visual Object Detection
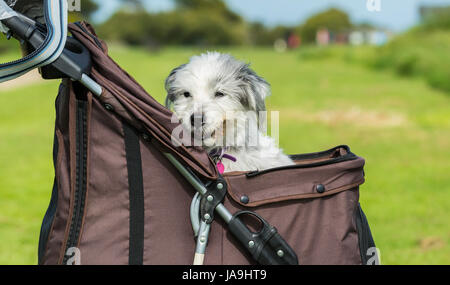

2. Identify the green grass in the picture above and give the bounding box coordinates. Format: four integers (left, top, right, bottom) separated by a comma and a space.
0, 46, 449, 265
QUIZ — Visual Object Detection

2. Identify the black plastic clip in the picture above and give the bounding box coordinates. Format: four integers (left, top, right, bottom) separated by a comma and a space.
200, 178, 227, 224
228, 211, 299, 265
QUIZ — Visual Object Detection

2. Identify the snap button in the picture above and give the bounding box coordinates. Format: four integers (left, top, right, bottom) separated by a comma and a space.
104, 103, 114, 111
240, 195, 250, 204
316, 184, 325, 194
142, 133, 150, 141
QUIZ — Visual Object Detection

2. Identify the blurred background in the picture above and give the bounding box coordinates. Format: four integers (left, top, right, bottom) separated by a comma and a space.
0, 0, 449, 264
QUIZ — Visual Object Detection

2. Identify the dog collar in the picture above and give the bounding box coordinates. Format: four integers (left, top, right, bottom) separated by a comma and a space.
209, 148, 237, 174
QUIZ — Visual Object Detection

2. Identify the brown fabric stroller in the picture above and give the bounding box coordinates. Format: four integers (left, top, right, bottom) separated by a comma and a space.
38, 23, 376, 265
1, 1, 377, 265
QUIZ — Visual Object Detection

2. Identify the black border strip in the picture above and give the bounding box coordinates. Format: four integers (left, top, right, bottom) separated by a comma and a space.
123, 123, 145, 265
355, 204, 377, 265
246, 145, 358, 178
38, 129, 60, 264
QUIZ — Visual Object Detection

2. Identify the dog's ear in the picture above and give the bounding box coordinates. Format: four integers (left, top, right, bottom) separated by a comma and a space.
238, 64, 271, 113
164, 64, 187, 108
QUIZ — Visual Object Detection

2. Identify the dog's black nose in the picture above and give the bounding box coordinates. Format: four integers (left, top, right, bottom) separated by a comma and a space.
191, 113, 205, 127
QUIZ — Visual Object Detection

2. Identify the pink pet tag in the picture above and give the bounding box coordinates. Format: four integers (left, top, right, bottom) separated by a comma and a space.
217, 161, 225, 174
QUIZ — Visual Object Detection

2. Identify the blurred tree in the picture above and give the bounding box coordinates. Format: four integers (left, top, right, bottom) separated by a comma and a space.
69, 0, 99, 22
354, 22, 377, 31
248, 22, 271, 45
80, 0, 100, 20
175, 0, 219, 9
420, 6, 450, 30
248, 23, 294, 46
298, 8, 352, 43
99, 0, 247, 46
175, 0, 242, 23
100, 11, 147, 45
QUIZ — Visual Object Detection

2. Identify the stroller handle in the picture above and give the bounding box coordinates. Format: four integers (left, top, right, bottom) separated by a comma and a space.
0, 0, 68, 82
0, 0, 102, 96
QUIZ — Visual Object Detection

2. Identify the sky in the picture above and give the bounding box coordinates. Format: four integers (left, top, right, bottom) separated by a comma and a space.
92, 0, 450, 32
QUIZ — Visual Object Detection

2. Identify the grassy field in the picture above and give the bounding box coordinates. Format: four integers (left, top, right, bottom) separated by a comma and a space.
0, 46, 449, 265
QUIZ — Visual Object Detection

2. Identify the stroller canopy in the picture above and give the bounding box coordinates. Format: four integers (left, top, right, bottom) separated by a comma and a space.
68, 23, 219, 180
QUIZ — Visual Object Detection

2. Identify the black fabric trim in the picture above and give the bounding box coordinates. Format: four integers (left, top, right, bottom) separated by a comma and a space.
38, 179, 58, 264
288, 145, 353, 161
38, 131, 59, 264
123, 123, 145, 265
355, 204, 377, 265
246, 145, 358, 178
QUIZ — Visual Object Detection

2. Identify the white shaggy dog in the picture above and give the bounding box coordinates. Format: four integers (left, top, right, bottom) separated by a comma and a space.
165, 52, 294, 173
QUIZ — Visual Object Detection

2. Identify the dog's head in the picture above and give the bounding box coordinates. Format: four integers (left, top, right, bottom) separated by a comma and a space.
165, 52, 271, 149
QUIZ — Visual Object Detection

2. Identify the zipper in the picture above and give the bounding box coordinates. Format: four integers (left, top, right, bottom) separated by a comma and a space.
63, 100, 88, 264
246, 146, 358, 178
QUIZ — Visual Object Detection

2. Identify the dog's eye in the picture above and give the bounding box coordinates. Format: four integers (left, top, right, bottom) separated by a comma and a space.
183, 92, 191, 98
215, 91, 225, 97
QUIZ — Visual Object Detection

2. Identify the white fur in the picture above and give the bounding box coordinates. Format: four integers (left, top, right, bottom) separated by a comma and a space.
165, 52, 294, 172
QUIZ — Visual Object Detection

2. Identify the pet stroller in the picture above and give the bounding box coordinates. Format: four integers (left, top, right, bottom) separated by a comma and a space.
0, 0, 377, 265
